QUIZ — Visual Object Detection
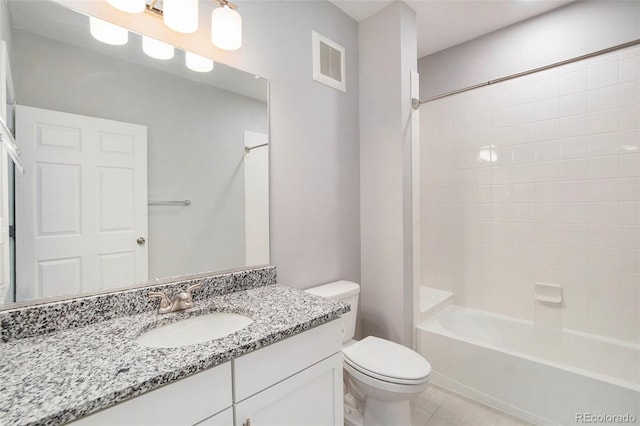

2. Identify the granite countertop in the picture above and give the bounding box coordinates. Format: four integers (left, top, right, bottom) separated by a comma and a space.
0, 284, 349, 426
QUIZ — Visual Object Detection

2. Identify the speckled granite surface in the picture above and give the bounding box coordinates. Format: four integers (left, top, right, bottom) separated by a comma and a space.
0, 284, 349, 425
0, 266, 277, 342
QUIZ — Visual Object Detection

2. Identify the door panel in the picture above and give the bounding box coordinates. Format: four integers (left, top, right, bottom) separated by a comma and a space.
16, 105, 148, 301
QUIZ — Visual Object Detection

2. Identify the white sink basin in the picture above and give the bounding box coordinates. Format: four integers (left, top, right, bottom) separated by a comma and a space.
136, 312, 253, 348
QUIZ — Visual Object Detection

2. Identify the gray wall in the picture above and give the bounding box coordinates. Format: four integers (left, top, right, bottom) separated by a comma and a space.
359, 1, 416, 346
235, 1, 361, 288
418, 0, 640, 99
12, 30, 268, 279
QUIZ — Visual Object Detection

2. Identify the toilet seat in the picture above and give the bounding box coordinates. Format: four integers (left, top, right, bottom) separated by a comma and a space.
342, 336, 431, 386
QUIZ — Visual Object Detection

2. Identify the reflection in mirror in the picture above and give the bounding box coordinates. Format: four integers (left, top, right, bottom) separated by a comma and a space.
0, 0, 269, 308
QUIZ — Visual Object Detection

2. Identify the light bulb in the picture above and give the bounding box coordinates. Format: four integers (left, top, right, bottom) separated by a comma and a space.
142, 36, 174, 60
163, 0, 198, 34
107, 0, 145, 14
186, 52, 213, 72
211, 5, 242, 51
89, 17, 128, 46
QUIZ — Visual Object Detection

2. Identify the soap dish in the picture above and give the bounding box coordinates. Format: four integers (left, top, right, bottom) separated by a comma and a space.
534, 282, 562, 304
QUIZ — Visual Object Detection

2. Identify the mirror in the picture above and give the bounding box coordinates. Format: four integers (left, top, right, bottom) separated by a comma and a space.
0, 0, 269, 308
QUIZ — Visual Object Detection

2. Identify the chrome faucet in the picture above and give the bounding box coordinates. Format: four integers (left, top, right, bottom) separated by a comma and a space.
149, 283, 203, 314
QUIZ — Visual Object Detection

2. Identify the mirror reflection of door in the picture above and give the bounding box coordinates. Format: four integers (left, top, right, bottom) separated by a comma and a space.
15, 105, 148, 301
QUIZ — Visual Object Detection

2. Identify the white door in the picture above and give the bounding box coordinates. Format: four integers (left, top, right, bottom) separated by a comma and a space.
243, 131, 269, 266
15, 105, 148, 301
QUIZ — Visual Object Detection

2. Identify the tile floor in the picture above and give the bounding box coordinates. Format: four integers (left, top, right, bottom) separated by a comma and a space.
410, 385, 532, 426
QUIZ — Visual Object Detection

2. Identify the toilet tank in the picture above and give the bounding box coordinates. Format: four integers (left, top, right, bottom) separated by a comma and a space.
305, 280, 359, 343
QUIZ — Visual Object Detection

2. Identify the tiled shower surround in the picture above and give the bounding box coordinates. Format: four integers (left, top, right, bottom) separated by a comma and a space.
420, 45, 639, 343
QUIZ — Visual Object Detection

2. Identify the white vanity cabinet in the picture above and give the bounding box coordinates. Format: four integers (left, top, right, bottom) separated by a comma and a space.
233, 319, 343, 426
73, 361, 233, 425
71, 319, 343, 426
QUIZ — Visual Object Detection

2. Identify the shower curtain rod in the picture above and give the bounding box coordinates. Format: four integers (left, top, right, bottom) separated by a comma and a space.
411, 38, 640, 109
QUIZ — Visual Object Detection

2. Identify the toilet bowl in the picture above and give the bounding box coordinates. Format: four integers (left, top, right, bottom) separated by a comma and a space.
306, 281, 431, 426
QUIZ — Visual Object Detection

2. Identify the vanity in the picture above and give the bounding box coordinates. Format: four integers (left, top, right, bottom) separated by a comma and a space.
0, 267, 348, 425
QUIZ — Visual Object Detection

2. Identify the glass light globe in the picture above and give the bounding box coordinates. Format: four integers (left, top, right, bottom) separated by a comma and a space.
186, 52, 214, 73
211, 5, 242, 51
142, 36, 175, 60
163, 0, 198, 34
89, 17, 128, 46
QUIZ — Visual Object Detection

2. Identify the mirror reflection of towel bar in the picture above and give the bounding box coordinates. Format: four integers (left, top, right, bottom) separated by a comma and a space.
148, 200, 191, 206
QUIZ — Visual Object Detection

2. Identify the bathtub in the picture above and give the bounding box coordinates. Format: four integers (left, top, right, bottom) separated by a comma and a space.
417, 306, 640, 426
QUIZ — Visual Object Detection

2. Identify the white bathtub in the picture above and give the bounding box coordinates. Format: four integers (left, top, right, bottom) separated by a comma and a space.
417, 306, 640, 426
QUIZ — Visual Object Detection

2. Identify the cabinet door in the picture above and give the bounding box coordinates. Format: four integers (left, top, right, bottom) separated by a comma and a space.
235, 353, 343, 426
196, 407, 234, 426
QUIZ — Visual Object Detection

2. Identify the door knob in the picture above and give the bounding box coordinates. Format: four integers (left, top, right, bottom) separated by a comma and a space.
137, 237, 146, 246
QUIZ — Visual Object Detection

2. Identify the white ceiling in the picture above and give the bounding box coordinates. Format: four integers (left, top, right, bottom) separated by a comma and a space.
329, 0, 575, 58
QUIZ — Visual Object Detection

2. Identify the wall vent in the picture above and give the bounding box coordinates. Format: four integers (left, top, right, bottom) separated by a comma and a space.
312, 31, 346, 92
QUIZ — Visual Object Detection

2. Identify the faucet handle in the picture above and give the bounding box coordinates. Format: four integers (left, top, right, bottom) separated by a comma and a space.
186, 283, 203, 301
149, 291, 170, 311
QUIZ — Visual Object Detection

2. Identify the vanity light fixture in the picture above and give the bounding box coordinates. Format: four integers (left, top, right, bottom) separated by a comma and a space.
106, 0, 242, 51
186, 51, 214, 72
89, 16, 128, 46
142, 35, 175, 60
211, 1, 242, 51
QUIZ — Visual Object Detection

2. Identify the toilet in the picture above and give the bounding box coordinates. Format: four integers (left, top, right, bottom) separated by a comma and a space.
306, 281, 431, 426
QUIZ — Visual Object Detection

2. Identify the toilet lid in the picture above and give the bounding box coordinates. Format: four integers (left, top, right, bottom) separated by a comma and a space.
342, 336, 431, 383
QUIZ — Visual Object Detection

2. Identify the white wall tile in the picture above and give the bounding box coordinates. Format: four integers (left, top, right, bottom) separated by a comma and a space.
587, 85, 618, 112
533, 119, 560, 142
587, 62, 618, 89
587, 109, 618, 134
558, 92, 587, 116
619, 202, 639, 225
560, 115, 588, 138
619, 56, 640, 83
562, 136, 589, 159
422, 51, 640, 343
535, 203, 562, 223
619, 178, 640, 201
535, 141, 562, 161
618, 80, 640, 106
558, 70, 586, 95
619, 129, 640, 152
534, 98, 559, 121
619, 104, 640, 130
588, 132, 619, 156
587, 156, 618, 179
619, 154, 639, 177
562, 159, 589, 181
562, 181, 591, 201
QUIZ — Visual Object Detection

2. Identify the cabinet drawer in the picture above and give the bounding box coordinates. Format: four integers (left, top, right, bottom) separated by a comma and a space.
233, 319, 342, 402
73, 362, 232, 425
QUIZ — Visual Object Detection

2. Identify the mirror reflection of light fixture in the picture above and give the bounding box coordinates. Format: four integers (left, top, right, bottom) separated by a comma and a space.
142, 36, 175, 60
186, 51, 214, 72
107, 0, 146, 14
163, 0, 199, 34
89, 17, 128, 46
211, 3, 242, 51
